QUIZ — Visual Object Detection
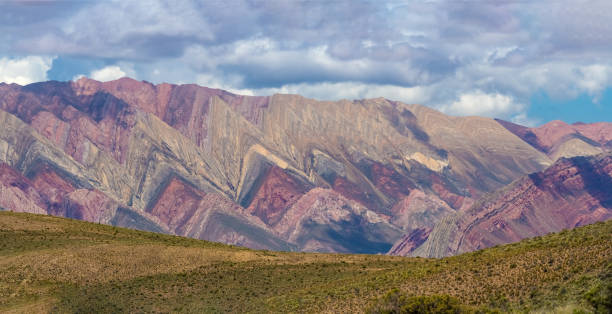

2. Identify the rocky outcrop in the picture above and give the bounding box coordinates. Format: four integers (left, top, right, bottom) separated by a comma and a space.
401, 153, 612, 257
177, 193, 294, 251
390, 189, 456, 231
275, 188, 402, 253
245, 166, 313, 225
0, 163, 46, 214
387, 227, 432, 256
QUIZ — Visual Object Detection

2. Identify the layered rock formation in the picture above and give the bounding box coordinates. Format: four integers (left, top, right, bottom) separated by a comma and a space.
0, 77, 609, 254
497, 119, 612, 160
397, 153, 612, 257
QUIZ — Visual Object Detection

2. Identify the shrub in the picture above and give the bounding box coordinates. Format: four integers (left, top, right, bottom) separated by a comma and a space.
584, 282, 612, 314
366, 289, 493, 314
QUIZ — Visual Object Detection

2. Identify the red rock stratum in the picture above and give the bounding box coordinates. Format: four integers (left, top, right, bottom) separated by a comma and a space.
0, 78, 610, 255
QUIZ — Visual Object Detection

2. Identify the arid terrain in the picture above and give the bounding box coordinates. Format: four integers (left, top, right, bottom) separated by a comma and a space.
0, 211, 610, 313
1, 78, 610, 257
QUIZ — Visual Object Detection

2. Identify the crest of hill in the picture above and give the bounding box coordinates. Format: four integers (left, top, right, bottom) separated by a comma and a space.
0, 211, 610, 313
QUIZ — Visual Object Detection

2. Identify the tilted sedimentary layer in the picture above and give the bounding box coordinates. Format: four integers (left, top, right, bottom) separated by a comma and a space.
0, 77, 609, 254
395, 153, 612, 257
497, 119, 612, 160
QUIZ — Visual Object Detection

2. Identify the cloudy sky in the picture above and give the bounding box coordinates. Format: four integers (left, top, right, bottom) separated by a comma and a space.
1, 0, 611, 125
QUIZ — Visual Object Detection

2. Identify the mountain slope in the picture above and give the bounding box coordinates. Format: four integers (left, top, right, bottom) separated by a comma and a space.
396, 152, 612, 257
497, 119, 612, 160
0, 78, 551, 253
0, 82, 291, 250
0, 211, 610, 313
1, 77, 608, 255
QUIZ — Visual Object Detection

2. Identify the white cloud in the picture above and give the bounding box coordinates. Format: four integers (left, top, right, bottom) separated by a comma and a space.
90, 66, 126, 82
510, 113, 540, 127
71, 74, 85, 81
486, 46, 518, 63
255, 81, 431, 104
7, 0, 606, 124
0, 56, 54, 85
48, 0, 214, 59
195, 73, 255, 95
578, 64, 610, 101
439, 90, 524, 118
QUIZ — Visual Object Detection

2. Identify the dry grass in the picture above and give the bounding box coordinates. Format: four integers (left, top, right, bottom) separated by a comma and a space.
0, 211, 610, 313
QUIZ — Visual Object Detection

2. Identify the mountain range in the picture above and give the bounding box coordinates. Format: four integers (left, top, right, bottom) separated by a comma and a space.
0, 77, 610, 256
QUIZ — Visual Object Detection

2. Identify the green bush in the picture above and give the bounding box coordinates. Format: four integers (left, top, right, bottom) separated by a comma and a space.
584, 282, 612, 314
366, 289, 491, 314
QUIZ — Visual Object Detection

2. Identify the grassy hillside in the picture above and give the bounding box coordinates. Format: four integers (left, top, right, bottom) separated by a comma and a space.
0, 211, 610, 313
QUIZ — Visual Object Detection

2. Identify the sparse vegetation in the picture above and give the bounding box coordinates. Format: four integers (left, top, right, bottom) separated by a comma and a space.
366, 289, 493, 313
583, 280, 612, 314
0, 211, 610, 313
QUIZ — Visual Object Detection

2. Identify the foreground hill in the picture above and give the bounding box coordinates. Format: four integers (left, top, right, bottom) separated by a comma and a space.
0, 211, 610, 313
1, 77, 611, 255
